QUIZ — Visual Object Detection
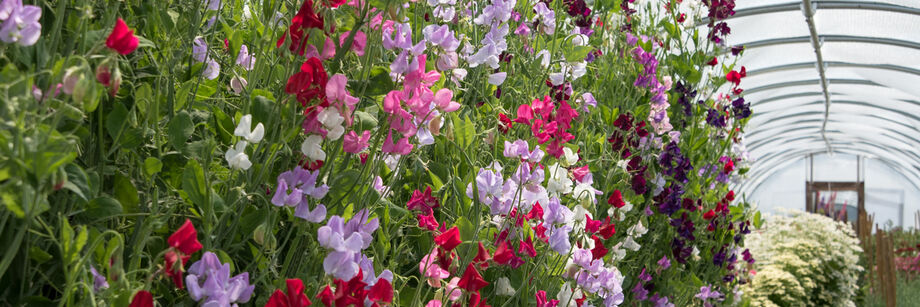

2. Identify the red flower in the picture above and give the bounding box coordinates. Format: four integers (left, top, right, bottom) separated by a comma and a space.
434, 226, 462, 252
168, 219, 203, 255
725, 190, 735, 201
106, 18, 139, 55
726, 66, 746, 86
598, 218, 616, 240
277, 0, 325, 56
457, 263, 489, 292
590, 235, 608, 260
526, 202, 544, 220
472, 242, 491, 268
469, 291, 490, 307
707, 57, 718, 66
585, 214, 602, 233
129, 290, 153, 307
519, 237, 537, 258
407, 186, 440, 215
492, 241, 515, 265
266, 279, 312, 307
286, 57, 329, 107
164, 250, 189, 288
315, 285, 334, 306
535, 290, 559, 307
533, 223, 548, 242
723, 159, 735, 173
703, 209, 716, 220
324, 0, 348, 8
328, 270, 369, 307
498, 113, 513, 134
607, 190, 625, 208
367, 279, 393, 305
417, 211, 439, 231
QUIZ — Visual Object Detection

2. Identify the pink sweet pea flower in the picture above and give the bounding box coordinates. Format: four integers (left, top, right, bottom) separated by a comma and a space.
325, 74, 360, 125
382, 130, 413, 155
419, 249, 450, 287
343, 130, 370, 153
339, 30, 367, 56
433, 88, 460, 112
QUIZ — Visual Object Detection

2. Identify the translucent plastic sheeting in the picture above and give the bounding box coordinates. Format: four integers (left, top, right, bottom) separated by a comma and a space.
722, 11, 811, 45
815, 10, 920, 43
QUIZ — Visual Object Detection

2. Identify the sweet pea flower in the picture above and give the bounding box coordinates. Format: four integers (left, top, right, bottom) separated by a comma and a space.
90, 265, 109, 292
230, 76, 247, 94
225, 140, 252, 170
495, 277, 515, 296
186, 252, 255, 306
0, 0, 40, 46
129, 291, 153, 307
105, 18, 138, 55
343, 130, 371, 153
301, 135, 325, 161
546, 163, 574, 196
419, 249, 450, 287
236, 44, 255, 70
427, 0, 457, 21
192, 37, 208, 62
203, 58, 221, 80
265, 279, 312, 307
317, 210, 379, 279
547, 225, 572, 254
234, 114, 264, 143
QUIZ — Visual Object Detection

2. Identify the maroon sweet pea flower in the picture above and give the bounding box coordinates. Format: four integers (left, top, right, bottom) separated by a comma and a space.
434, 226, 461, 252
286, 57, 329, 107
406, 186, 440, 214
106, 18, 139, 55
266, 279, 312, 307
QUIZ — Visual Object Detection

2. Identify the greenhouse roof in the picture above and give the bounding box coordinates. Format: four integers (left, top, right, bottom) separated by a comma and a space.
720, 0, 920, 195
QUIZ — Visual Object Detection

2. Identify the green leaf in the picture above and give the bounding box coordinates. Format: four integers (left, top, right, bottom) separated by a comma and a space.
168, 111, 194, 150
28, 246, 53, 264
565, 46, 593, 62
106, 102, 130, 140
363, 66, 395, 96
83, 197, 123, 220
753, 211, 763, 229
354, 111, 378, 131
251, 95, 275, 129
182, 159, 209, 208
113, 173, 139, 213
455, 216, 475, 242
144, 157, 163, 177
63, 164, 91, 202
453, 114, 474, 149
327, 169, 361, 204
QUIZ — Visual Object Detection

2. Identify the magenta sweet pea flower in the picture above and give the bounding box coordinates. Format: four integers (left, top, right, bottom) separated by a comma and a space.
343, 130, 371, 153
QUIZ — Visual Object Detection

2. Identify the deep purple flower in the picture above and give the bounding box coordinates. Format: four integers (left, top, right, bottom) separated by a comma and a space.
706, 108, 727, 128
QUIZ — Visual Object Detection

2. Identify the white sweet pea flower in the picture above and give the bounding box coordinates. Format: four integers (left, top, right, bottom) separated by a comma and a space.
546, 163, 573, 195
488, 72, 507, 85
234, 114, 264, 143
561, 147, 579, 167
572, 182, 600, 206
557, 282, 584, 307
495, 277, 515, 296
225, 140, 252, 170
536, 49, 551, 68
623, 236, 641, 251
301, 135, 326, 161
627, 220, 648, 237
317, 108, 345, 140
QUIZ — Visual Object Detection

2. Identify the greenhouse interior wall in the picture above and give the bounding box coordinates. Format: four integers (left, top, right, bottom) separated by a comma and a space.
746, 153, 920, 229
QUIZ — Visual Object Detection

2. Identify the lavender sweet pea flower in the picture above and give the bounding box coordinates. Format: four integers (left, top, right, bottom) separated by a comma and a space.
465, 168, 503, 209
203, 58, 220, 80
547, 225, 572, 254
90, 265, 109, 292
423, 24, 460, 52
0, 1, 41, 46
186, 252, 255, 306
543, 197, 573, 225
272, 168, 330, 222
317, 210, 379, 279
192, 37, 208, 62
658, 256, 671, 270
235, 44, 255, 70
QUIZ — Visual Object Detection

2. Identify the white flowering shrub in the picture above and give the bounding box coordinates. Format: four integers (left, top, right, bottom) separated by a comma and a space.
744, 210, 863, 307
